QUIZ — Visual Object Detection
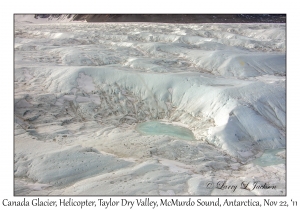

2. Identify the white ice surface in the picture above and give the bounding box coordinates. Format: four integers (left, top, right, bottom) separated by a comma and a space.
14, 18, 286, 195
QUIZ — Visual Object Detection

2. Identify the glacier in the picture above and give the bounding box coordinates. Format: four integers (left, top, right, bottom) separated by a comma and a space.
14, 16, 286, 195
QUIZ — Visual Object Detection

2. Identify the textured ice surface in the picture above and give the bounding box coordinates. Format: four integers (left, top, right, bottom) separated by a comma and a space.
136, 121, 195, 140
14, 18, 286, 195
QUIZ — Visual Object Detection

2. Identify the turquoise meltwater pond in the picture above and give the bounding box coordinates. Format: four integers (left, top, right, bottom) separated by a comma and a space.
252, 149, 285, 167
136, 121, 195, 140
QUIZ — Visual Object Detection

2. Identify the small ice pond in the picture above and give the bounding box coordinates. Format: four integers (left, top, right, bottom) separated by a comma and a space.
252, 149, 285, 167
136, 121, 195, 140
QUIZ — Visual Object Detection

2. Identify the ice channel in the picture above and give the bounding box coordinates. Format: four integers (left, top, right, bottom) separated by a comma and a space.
136, 121, 195, 140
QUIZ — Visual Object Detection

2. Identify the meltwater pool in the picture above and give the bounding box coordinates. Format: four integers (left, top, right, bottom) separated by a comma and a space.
252, 149, 285, 167
136, 121, 195, 140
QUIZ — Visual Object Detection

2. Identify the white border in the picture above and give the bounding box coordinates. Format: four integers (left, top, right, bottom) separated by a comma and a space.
3, 1, 298, 209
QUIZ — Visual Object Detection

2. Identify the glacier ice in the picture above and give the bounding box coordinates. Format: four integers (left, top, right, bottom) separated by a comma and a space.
14, 19, 286, 195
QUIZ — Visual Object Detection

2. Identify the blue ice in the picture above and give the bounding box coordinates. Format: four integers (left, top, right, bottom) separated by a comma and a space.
252, 149, 285, 167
